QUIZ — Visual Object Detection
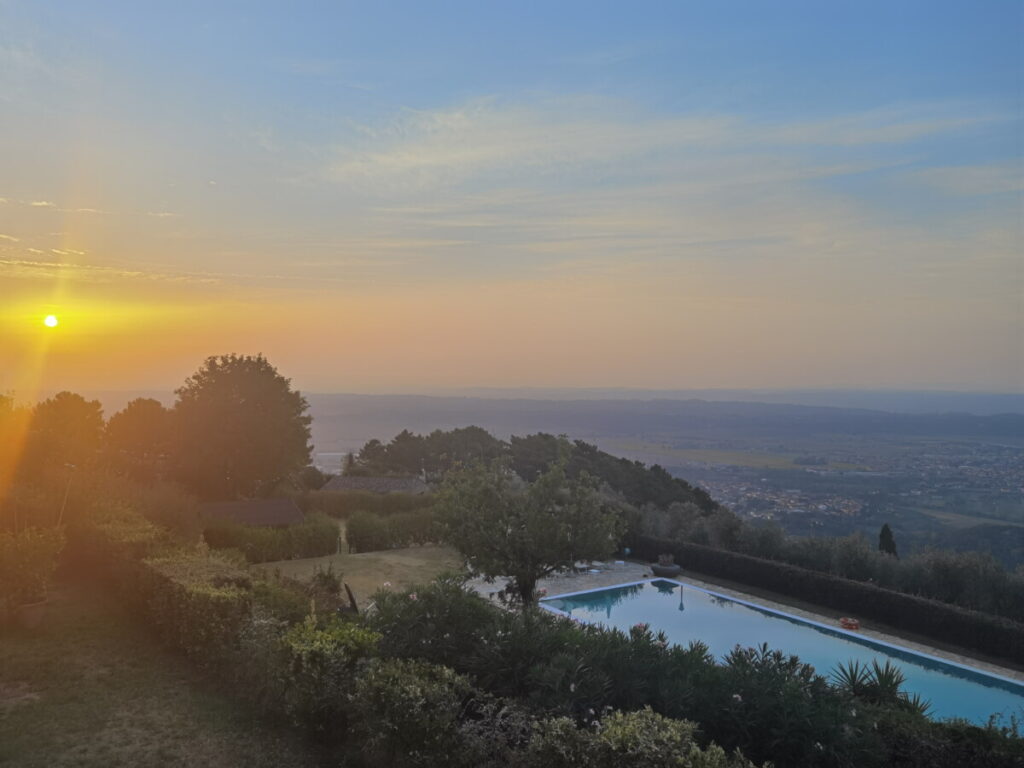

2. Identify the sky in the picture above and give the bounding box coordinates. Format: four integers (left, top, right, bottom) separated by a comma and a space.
1, 1, 1021, 398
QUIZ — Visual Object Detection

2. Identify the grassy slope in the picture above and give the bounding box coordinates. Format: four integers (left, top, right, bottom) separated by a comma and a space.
0, 580, 323, 768
256, 524, 462, 608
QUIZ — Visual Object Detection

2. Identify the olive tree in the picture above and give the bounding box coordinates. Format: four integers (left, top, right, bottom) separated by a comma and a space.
436, 450, 624, 605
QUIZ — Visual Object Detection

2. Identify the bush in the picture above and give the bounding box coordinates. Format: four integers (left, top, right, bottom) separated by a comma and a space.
280, 616, 380, 736
296, 489, 434, 520
141, 549, 254, 667
369, 574, 500, 665
525, 708, 754, 768
704, 644, 853, 767
345, 508, 435, 553
204, 512, 338, 563
0, 526, 66, 607
349, 657, 475, 767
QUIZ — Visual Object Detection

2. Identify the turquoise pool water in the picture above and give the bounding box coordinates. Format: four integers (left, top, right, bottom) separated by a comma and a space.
541, 579, 1024, 724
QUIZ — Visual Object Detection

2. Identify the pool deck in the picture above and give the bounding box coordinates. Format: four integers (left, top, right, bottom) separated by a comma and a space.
466, 560, 1024, 684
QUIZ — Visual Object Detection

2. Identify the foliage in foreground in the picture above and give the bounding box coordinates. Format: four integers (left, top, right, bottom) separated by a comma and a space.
73, 502, 750, 768
367, 575, 1024, 768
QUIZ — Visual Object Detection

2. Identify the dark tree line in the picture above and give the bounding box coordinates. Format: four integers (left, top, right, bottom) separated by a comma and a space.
3, 354, 313, 501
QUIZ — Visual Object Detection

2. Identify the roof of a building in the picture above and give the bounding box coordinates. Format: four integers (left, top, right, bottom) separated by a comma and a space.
321, 475, 431, 495
200, 498, 305, 527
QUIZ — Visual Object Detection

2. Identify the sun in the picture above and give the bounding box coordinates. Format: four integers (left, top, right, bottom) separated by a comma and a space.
43, 314, 59, 328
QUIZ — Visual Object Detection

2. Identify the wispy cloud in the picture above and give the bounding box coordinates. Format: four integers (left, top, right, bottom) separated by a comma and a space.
908, 164, 1024, 196
0, 257, 218, 285
324, 98, 997, 194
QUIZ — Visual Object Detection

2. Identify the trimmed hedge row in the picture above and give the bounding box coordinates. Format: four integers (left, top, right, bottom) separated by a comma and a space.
203, 512, 338, 562
345, 508, 435, 553
632, 535, 1024, 666
295, 489, 434, 520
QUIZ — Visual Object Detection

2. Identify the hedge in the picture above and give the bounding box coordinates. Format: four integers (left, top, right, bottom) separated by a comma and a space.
632, 535, 1024, 666
345, 508, 435, 553
295, 489, 434, 520
203, 512, 339, 562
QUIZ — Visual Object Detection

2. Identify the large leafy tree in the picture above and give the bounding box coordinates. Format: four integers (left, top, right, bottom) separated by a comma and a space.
105, 397, 172, 479
172, 354, 311, 499
20, 392, 104, 480
437, 448, 625, 605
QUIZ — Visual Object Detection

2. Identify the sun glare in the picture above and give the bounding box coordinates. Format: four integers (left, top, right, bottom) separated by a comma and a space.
44, 314, 59, 328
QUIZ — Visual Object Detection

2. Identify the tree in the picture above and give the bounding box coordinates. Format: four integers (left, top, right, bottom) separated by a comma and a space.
105, 398, 172, 479
878, 523, 899, 559
436, 449, 624, 605
20, 392, 104, 480
172, 354, 311, 499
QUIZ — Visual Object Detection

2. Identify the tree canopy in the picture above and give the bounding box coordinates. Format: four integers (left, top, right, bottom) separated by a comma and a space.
172, 354, 311, 499
350, 426, 717, 513
20, 391, 104, 480
105, 397, 172, 479
878, 523, 899, 559
436, 449, 625, 604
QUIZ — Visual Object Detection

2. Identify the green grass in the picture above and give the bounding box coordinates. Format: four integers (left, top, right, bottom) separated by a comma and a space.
256, 537, 462, 608
0, 579, 323, 768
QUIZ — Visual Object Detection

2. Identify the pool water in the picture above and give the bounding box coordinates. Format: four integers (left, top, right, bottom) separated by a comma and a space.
541, 579, 1024, 724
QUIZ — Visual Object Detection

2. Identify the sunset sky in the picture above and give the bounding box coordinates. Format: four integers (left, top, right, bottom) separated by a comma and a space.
1, 1, 1021, 397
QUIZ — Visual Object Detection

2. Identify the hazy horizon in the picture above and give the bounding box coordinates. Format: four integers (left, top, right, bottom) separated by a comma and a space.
2, 2, 1021, 399
19, 386, 1024, 419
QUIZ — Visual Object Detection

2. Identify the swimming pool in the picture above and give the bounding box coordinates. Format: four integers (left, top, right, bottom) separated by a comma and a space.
540, 579, 1024, 724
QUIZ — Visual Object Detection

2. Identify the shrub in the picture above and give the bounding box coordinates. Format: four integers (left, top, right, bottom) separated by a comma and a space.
141, 549, 254, 666
280, 616, 380, 736
345, 508, 435, 552
369, 574, 500, 666
252, 579, 311, 624
349, 657, 475, 767
345, 510, 389, 553
204, 512, 338, 563
703, 644, 854, 767
0, 526, 66, 607
525, 708, 755, 768
296, 489, 434, 519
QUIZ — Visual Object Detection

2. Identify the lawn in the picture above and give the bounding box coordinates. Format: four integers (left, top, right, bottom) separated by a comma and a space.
256, 542, 463, 608
255, 520, 463, 607
0, 579, 323, 768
